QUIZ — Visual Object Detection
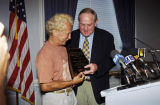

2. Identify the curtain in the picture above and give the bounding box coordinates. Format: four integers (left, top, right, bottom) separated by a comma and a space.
113, 0, 135, 50
44, 0, 78, 40
113, 0, 135, 85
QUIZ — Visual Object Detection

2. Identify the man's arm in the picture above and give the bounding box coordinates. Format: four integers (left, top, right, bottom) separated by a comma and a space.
40, 72, 85, 92
90, 30, 115, 77
36, 53, 85, 92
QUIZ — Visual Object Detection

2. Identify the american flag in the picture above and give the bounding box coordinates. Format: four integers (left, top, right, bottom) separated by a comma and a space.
7, 0, 35, 104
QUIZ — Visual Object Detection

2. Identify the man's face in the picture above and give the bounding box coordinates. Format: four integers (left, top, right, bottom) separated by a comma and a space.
56, 23, 72, 45
79, 13, 97, 37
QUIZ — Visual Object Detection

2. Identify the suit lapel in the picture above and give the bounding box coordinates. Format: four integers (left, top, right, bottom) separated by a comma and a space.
90, 28, 98, 62
75, 30, 80, 48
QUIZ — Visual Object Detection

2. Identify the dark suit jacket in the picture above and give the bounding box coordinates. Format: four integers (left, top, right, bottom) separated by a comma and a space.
66, 27, 115, 104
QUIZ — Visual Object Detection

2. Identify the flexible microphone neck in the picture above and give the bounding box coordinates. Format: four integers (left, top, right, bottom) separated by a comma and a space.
133, 37, 154, 49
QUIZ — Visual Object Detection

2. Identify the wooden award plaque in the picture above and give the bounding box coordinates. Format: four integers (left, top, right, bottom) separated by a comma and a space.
67, 48, 89, 78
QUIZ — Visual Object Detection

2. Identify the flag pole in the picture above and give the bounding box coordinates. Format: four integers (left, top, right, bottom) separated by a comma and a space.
14, 0, 19, 104
16, 92, 19, 105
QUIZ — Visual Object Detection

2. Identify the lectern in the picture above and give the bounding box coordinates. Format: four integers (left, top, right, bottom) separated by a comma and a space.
101, 81, 160, 105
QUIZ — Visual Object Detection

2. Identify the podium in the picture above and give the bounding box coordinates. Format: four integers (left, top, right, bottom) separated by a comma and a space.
101, 81, 160, 105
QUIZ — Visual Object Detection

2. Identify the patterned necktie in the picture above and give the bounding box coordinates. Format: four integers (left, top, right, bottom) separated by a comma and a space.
82, 37, 90, 61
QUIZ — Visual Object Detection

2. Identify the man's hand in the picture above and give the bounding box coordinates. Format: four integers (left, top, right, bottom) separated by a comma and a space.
83, 63, 98, 75
0, 22, 10, 83
0, 22, 4, 36
72, 72, 85, 85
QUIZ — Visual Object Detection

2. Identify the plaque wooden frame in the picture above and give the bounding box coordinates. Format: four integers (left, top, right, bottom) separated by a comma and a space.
67, 48, 89, 78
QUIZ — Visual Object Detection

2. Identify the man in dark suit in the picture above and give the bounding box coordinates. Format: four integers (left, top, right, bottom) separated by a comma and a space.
67, 8, 115, 105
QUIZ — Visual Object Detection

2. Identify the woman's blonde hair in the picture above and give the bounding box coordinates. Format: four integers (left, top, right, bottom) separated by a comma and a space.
46, 13, 73, 35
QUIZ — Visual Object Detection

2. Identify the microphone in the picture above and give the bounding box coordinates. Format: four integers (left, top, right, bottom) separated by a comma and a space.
124, 55, 141, 75
123, 48, 157, 79
127, 48, 156, 74
121, 50, 146, 83
111, 50, 126, 69
121, 50, 141, 75
111, 50, 136, 85
135, 55, 156, 74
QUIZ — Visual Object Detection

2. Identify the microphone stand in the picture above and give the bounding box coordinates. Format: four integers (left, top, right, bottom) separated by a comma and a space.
149, 50, 160, 72
134, 37, 154, 49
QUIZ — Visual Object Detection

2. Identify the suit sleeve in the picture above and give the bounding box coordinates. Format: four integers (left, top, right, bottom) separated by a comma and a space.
92, 33, 115, 78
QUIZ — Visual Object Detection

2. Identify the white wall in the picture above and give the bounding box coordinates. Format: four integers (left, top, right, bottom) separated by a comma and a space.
0, 0, 9, 35
25, 0, 44, 104
0, 0, 44, 105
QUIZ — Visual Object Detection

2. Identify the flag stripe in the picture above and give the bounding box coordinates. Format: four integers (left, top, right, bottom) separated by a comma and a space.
9, 12, 15, 36
19, 27, 27, 58
9, 37, 18, 62
18, 50, 30, 90
8, 17, 17, 50
22, 62, 33, 98
29, 92, 35, 103
22, 61, 32, 92
7, 48, 18, 81
7, 65, 19, 87
22, 70, 33, 97
17, 19, 22, 34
